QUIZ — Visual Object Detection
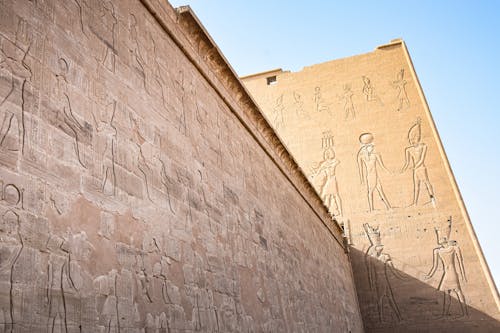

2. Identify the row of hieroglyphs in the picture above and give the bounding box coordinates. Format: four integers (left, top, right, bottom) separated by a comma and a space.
362, 217, 468, 323
268, 69, 410, 129
309, 119, 435, 216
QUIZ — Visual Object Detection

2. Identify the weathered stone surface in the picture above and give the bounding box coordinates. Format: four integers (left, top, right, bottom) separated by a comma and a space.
0, 0, 362, 332
243, 40, 500, 331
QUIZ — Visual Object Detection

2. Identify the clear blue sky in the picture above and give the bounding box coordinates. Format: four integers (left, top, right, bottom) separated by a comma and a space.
169, 0, 500, 288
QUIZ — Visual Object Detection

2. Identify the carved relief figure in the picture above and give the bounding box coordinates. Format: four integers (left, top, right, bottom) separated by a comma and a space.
400, 119, 435, 206
293, 91, 309, 119
357, 133, 391, 211
425, 217, 468, 317
130, 114, 153, 202
94, 269, 120, 332
0, 210, 23, 333
0, 38, 32, 153
364, 223, 405, 323
362, 76, 383, 106
313, 86, 329, 113
271, 94, 285, 130
92, 101, 117, 196
340, 84, 355, 120
310, 146, 343, 217
54, 58, 87, 168
392, 68, 410, 111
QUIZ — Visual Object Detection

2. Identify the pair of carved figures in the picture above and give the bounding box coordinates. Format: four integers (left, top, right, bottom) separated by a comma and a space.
364, 217, 468, 323
357, 119, 435, 212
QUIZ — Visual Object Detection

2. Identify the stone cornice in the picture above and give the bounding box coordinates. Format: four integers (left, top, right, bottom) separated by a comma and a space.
139, 0, 346, 249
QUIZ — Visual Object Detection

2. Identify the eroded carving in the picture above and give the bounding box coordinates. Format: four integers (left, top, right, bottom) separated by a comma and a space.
400, 118, 435, 207
54, 58, 87, 168
92, 100, 117, 196
392, 68, 410, 112
293, 91, 308, 119
0, 181, 24, 208
271, 94, 285, 130
340, 84, 355, 120
425, 217, 468, 317
0, 35, 32, 154
0, 209, 23, 333
313, 86, 330, 113
357, 133, 391, 211
364, 223, 405, 322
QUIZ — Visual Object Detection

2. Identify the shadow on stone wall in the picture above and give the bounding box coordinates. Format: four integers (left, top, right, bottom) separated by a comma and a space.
349, 247, 500, 332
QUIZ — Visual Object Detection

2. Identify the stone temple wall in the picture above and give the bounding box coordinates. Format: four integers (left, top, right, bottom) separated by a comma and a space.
0, 0, 363, 332
243, 41, 500, 332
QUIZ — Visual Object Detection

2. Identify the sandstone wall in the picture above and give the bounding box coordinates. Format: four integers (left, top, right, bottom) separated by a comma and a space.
0, 0, 363, 332
243, 40, 500, 332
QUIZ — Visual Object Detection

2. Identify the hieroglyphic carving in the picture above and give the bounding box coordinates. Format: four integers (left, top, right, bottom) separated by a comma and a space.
271, 94, 284, 130
54, 58, 87, 168
310, 133, 342, 216
392, 69, 410, 112
313, 86, 330, 113
364, 223, 405, 322
339, 84, 355, 120
357, 133, 391, 211
400, 119, 435, 207
0, 181, 24, 209
293, 91, 309, 119
92, 100, 117, 196
425, 217, 468, 317
0, 30, 32, 154
362, 76, 383, 106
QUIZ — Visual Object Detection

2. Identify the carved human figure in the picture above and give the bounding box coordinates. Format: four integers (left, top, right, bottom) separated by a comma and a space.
425, 217, 468, 317
0, 39, 31, 153
93, 101, 117, 196
130, 114, 154, 202
364, 223, 405, 323
0, 210, 22, 333
293, 91, 308, 119
272, 95, 285, 129
357, 133, 391, 211
313, 86, 329, 113
400, 119, 435, 206
341, 84, 355, 120
94, 269, 120, 333
310, 148, 343, 216
46, 231, 94, 333
54, 58, 87, 168
362, 75, 383, 106
392, 68, 410, 111
46, 235, 74, 333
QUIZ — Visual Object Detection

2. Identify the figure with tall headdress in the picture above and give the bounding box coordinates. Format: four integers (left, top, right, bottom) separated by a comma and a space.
357, 133, 391, 211
310, 147, 343, 217
363, 223, 405, 322
400, 118, 435, 206
392, 68, 410, 111
425, 217, 468, 317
